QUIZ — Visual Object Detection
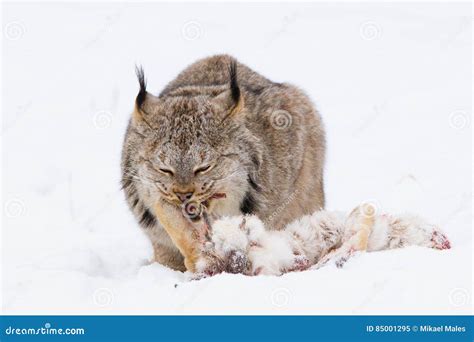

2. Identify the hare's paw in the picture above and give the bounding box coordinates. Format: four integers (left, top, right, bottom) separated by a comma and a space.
193, 249, 250, 277
331, 248, 354, 268
314, 245, 361, 269
225, 250, 251, 274
386, 215, 451, 251
283, 254, 311, 273
194, 252, 226, 278
430, 230, 451, 250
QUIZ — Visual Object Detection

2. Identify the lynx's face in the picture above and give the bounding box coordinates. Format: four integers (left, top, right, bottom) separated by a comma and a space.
135, 100, 245, 210
128, 72, 254, 216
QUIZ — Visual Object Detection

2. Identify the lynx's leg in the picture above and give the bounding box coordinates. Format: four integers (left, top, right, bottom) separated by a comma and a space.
153, 200, 203, 272
152, 242, 186, 272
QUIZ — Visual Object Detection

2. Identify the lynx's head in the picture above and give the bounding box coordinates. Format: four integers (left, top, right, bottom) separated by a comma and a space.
123, 61, 261, 218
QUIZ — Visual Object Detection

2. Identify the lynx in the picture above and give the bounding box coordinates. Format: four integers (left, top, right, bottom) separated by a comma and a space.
121, 55, 325, 271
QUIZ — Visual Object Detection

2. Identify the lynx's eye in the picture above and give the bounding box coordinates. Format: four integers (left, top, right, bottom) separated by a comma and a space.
194, 164, 214, 175
158, 167, 174, 176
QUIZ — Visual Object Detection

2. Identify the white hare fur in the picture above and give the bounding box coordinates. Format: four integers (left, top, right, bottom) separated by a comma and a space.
193, 204, 451, 277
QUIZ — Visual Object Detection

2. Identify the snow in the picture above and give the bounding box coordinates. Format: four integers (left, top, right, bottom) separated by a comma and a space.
1, 2, 472, 314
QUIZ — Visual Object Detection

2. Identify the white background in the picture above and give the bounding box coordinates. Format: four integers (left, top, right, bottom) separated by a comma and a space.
1, 2, 472, 314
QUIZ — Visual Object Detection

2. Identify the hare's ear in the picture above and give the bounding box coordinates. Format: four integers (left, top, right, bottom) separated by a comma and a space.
132, 65, 161, 126
212, 60, 245, 122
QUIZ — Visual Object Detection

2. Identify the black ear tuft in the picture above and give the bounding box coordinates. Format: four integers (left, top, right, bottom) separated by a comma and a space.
229, 60, 240, 104
135, 65, 147, 108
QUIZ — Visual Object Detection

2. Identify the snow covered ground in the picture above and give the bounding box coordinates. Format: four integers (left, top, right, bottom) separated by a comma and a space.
1, 2, 472, 315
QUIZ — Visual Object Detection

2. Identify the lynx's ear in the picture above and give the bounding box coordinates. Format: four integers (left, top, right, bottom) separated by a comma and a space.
133, 65, 160, 126
213, 60, 245, 122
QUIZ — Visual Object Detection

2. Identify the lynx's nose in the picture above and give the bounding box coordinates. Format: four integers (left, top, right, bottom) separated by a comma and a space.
174, 191, 194, 203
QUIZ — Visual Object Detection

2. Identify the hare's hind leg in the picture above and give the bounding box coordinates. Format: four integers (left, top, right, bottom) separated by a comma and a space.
314, 204, 376, 268
383, 215, 451, 251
